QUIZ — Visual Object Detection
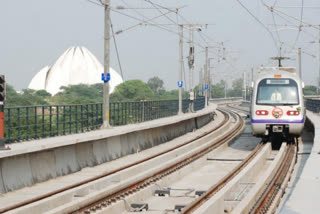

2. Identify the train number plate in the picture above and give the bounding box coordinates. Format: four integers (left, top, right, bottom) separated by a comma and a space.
272, 125, 283, 133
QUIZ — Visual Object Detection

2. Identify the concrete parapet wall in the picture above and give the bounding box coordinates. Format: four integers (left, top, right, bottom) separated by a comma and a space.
306, 111, 320, 153
0, 106, 216, 194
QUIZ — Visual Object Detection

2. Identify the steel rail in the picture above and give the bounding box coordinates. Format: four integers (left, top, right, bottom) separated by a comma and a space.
72, 109, 245, 213
0, 109, 227, 213
181, 141, 265, 214
250, 143, 296, 214
226, 104, 250, 115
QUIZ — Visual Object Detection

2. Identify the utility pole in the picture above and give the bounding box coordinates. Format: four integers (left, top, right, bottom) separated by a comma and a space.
298, 48, 302, 79
178, 24, 183, 114
318, 25, 320, 94
199, 68, 203, 96
224, 81, 227, 98
251, 66, 254, 84
204, 47, 208, 107
188, 26, 195, 112
208, 58, 212, 101
251, 66, 254, 101
102, 0, 111, 128
243, 72, 246, 101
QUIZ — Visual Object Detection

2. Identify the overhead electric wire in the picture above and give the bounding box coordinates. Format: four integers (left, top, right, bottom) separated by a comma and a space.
269, 0, 282, 46
120, 0, 178, 36
144, 0, 177, 25
270, 5, 320, 30
287, 0, 305, 55
139, 0, 222, 49
110, 18, 124, 80
235, 0, 279, 54
87, 0, 232, 83
86, 0, 103, 7
271, 11, 318, 40
86, 0, 179, 39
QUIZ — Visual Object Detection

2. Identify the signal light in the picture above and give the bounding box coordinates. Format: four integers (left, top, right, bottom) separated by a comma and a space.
287, 110, 299, 116
256, 110, 269, 116
0, 75, 5, 103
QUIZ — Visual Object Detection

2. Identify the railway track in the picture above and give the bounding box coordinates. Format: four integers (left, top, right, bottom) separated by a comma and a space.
4, 108, 243, 214
70, 109, 245, 214
226, 104, 250, 116
5, 105, 297, 214
189, 142, 297, 214
249, 143, 296, 214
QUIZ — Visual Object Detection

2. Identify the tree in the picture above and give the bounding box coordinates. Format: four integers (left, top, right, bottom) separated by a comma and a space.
228, 78, 243, 97
147, 77, 164, 94
211, 80, 226, 98
5, 84, 22, 106
110, 80, 155, 102
50, 84, 103, 104
303, 85, 317, 95
35, 90, 51, 97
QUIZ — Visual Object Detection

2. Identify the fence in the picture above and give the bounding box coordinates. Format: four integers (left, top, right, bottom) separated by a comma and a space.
305, 98, 320, 113
4, 97, 205, 143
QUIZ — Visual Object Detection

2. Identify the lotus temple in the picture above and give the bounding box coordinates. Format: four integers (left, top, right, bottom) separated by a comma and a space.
28, 46, 123, 95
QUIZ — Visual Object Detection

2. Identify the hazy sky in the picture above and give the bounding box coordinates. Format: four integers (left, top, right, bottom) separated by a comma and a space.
1, 0, 319, 90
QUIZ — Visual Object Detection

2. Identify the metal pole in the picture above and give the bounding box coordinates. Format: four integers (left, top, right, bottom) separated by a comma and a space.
251, 66, 254, 84
243, 72, 246, 101
199, 68, 203, 96
251, 66, 254, 101
298, 48, 302, 79
102, 0, 111, 128
188, 26, 194, 92
178, 24, 183, 114
0, 105, 5, 148
318, 25, 320, 94
208, 58, 212, 101
204, 47, 208, 107
202, 66, 205, 96
188, 26, 195, 112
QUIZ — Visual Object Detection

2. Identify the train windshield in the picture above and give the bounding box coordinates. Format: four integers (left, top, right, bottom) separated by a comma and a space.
257, 78, 299, 105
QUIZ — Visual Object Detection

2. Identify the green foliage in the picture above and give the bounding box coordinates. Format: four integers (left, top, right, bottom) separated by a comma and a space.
147, 76, 164, 94
35, 90, 51, 97
303, 85, 318, 95
50, 84, 103, 104
227, 78, 242, 97
110, 80, 155, 102
6, 86, 49, 106
5, 84, 21, 106
6, 77, 189, 107
211, 80, 226, 98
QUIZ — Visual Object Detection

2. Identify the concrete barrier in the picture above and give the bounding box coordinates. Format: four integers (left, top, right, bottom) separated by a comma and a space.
0, 106, 216, 194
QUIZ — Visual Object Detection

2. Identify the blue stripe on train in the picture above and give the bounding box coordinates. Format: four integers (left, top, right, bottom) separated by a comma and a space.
251, 118, 305, 124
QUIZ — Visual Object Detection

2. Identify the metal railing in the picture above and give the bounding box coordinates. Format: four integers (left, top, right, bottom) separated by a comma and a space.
5, 97, 205, 143
306, 98, 320, 113
5, 103, 103, 143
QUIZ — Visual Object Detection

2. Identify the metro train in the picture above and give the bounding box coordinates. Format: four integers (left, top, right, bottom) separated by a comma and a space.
251, 67, 305, 142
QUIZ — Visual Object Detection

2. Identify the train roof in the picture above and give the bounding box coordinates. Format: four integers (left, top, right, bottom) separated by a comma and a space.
255, 66, 302, 83
259, 67, 296, 74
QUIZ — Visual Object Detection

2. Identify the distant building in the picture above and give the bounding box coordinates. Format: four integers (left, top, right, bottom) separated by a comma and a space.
28, 46, 123, 95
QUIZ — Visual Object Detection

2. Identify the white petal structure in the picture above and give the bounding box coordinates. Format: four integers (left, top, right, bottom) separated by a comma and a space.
28, 66, 50, 91
28, 46, 123, 95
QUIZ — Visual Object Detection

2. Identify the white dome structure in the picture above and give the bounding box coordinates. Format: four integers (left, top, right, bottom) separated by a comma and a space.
28, 66, 50, 91
28, 46, 123, 95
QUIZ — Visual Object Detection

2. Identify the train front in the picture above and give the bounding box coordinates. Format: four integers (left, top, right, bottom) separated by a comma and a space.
251, 71, 305, 140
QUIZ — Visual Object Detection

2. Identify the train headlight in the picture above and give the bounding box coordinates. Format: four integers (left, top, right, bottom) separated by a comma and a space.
286, 110, 300, 116
256, 110, 269, 116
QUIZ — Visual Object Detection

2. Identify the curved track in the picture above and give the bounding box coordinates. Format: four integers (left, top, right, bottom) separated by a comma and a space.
3, 108, 242, 214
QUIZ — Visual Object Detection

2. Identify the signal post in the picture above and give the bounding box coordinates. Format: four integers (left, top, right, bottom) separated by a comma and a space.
0, 75, 8, 149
